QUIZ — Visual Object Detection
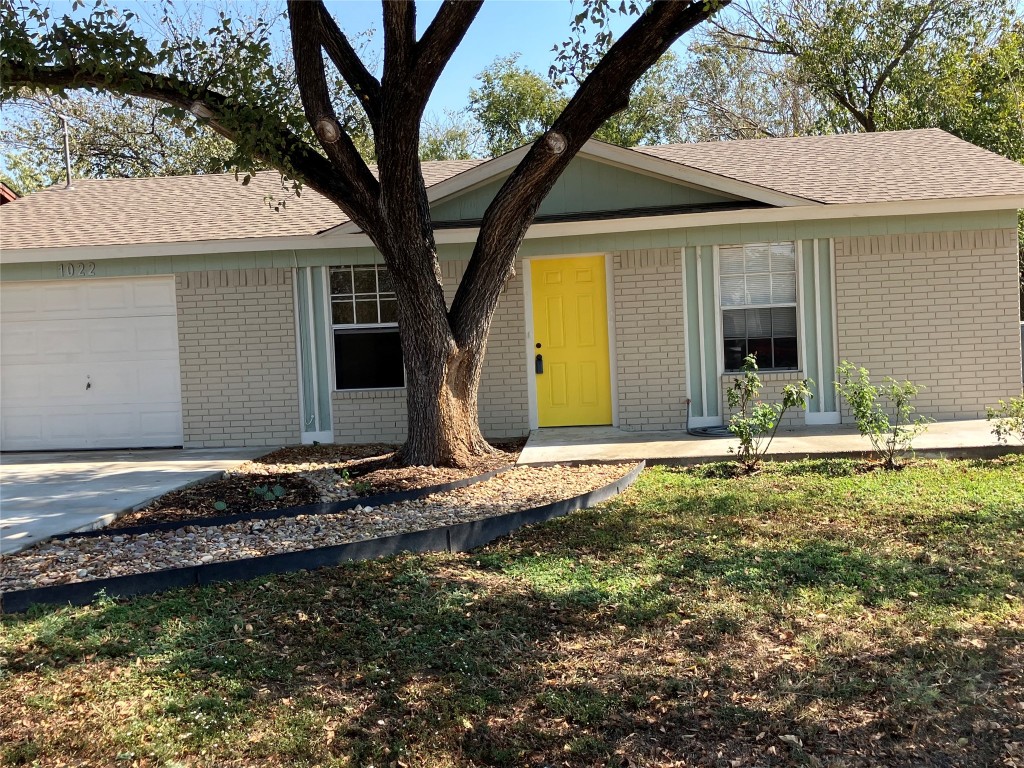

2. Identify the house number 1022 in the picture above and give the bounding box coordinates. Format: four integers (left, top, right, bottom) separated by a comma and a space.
58, 262, 96, 278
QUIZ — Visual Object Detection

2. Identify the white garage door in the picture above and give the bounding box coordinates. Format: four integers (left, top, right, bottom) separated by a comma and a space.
1, 276, 184, 451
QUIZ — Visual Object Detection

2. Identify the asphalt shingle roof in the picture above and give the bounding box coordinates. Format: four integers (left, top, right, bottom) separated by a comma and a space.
639, 128, 1024, 204
0, 159, 483, 251
2, 130, 1021, 252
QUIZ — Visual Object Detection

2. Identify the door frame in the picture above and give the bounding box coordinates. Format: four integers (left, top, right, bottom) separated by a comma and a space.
523, 253, 618, 430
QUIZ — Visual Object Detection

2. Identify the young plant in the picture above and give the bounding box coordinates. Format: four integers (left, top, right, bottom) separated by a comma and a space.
250, 484, 287, 502
726, 354, 813, 472
834, 361, 931, 469
987, 393, 1024, 445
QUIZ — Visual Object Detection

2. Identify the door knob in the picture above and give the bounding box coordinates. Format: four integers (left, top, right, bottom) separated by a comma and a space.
535, 354, 544, 374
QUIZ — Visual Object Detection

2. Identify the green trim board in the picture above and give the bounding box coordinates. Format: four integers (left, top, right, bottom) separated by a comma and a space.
294, 267, 334, 437
294, 268, 318, 434
683, 245, 721, 422
799, 239, 838, 416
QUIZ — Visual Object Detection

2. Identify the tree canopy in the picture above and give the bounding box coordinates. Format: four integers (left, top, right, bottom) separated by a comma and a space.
1, 0, 730, 466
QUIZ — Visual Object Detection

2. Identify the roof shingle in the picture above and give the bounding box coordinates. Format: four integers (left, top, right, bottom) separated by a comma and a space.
638, 128, 1024, 204
2, 130, 1021, 252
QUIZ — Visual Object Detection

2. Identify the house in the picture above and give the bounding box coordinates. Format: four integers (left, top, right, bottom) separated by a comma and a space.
1, 128, 1022, 451
0, 181, 18, 205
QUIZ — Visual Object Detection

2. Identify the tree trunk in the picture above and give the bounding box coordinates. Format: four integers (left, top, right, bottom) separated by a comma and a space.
380, 235, 497, 468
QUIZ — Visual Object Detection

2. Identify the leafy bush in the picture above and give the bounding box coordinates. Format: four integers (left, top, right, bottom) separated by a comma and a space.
987, 393, 1024, 445
834, 361, 931, 469
726, 354, 812, 472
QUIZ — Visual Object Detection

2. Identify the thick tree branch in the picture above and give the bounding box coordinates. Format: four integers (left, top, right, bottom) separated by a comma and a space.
287, 0, 381, 228
409, 1, 483, 108
315, 1, 382, 127
449, 0, 727, 344
382, 0, 417, 84
0, 60, 360, 202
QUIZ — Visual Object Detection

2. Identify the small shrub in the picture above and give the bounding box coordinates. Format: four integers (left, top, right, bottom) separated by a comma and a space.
726, 354, 813, 472
987, 393, 1024, 445
250, 484, 287, 502
834, 361, 931, 470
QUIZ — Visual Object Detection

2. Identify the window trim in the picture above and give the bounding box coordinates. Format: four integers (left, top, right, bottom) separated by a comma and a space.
328, 264, 406, 392
716, 242, 801, 374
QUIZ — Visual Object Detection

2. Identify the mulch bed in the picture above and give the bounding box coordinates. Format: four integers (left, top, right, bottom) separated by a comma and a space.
106, 438, 527, 530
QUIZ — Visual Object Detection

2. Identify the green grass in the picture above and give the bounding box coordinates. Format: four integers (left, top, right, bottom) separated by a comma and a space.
2, 456, 1023, 767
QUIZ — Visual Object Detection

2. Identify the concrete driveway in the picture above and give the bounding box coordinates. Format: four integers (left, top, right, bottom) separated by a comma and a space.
0, 448, 265, 555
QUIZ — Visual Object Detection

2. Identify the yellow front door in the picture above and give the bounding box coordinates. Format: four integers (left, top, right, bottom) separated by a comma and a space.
531, 255, 613, 427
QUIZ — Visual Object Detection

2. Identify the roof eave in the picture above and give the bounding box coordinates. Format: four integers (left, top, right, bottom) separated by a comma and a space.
2, 194, 1020, 265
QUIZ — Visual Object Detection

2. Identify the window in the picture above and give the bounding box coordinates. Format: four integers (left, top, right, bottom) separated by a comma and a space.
330, 264, 404, 389
719, 243, 798, 371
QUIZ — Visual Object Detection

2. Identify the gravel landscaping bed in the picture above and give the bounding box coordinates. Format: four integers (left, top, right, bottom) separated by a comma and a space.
109, 440, 524, 529
1, 463, 635, 592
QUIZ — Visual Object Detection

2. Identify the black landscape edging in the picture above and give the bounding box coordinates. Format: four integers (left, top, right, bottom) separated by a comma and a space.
54, 465, 516, 540
1, 462, 645, 614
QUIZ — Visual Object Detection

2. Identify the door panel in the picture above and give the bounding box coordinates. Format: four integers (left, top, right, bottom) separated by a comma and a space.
531, 256, 612, 427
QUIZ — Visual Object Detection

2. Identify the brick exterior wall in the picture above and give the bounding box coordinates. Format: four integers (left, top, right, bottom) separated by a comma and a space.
612, 249, 688, 430
834, 228, 1022, 421
444, 261, 531, 439
332, 389, 407, 443
176, 269, 299, 447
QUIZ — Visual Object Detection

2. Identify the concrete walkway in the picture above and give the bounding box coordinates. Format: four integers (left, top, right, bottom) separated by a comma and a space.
519, 418, 1013, 465
0, 448, 264, 554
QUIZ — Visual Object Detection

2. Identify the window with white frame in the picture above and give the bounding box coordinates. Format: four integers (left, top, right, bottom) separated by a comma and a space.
719, 242, 798, 371
330, 264, 404, 389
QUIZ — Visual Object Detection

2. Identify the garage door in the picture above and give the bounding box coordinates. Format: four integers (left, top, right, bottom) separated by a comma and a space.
1, 276, 184, 450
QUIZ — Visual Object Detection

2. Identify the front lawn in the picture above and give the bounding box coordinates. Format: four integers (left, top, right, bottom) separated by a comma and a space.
2, 457, 1022, 767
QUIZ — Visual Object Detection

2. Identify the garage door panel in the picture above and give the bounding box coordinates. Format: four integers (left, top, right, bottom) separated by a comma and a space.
1, 277, 184, 450
132, 279, 177, 311
1, 413, 43, 445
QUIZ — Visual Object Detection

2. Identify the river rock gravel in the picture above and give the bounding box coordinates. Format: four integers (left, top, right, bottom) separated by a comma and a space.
0, 463, 637, 592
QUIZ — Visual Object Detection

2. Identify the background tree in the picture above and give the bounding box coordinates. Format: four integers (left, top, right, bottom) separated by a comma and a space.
2, 0, 729, 466
1, 91, 233, 190
467, 50, 689, 157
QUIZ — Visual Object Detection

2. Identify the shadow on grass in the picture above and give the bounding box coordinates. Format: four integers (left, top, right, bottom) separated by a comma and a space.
3, 459, 1023, 766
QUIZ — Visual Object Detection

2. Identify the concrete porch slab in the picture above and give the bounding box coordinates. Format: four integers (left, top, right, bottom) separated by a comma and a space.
0, 448, 266, 555
519, 418, 1011, 465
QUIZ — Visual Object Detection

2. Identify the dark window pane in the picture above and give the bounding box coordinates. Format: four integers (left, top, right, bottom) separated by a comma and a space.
377, 268, 395, 293
355, 299, 378, 324
330, 267, 352, 295
747, 337, 773, 369
335, 328, 404, 389
723, 309, 745, 339
746, 307, 772, 337
379, 298, 398, 323
332, 299, 354, 325
724, 339, 747, 372
771, 306, 798, 337
774, 337, 799, 369
353, 266, 377, 294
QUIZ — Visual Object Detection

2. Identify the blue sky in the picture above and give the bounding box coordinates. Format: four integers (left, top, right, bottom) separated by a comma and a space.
320, 0, 649, 119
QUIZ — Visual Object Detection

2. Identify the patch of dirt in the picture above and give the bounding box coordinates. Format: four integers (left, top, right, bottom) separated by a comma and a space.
108, 471, 319, 529
105, 438, 527, 530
